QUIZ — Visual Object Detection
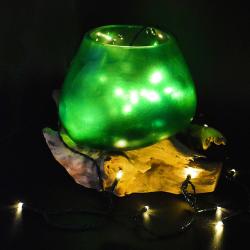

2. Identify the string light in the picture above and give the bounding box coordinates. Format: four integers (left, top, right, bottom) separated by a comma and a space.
17, 202, 24, 210
215, 221, 224, 230
116, 169, 123, 180
229, 168, 237, 177
184, 166, 201, 179
142, 205, 151, 222
141, 205, 150, 214
157, 33, 164, 39
4, 166, 249, 240
1, 24, 248, 240
110, 169, 123, 193
16, 202, 24, 214
15, 201, 24, 220
216, 206, 223, 220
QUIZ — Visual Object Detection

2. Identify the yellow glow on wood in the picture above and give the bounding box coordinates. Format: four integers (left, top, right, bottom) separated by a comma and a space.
184, 167, 202, 178
102, 138, 222, 196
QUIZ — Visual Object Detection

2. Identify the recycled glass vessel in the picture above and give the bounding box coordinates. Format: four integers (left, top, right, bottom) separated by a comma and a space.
59, 25, 197, 150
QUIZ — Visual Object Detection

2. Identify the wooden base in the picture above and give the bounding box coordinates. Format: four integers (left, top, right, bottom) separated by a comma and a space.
43, 128, 222, 197
102, 138, 222, 196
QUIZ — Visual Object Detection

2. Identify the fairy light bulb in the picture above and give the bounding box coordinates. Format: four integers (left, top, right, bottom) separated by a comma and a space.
230, 169, 236, 175
16, 201, 24, 218
142, 205, 151, 222
215, 221, 224, 230
216, 206, 222, 219
228, 168, 237, 178
184, 166, 201, 178
17, 202, 23, 210
116, 170, 123, 180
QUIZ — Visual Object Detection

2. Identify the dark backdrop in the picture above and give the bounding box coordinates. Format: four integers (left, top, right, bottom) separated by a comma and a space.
0, 1, 250, 249
1, 0, 249, 153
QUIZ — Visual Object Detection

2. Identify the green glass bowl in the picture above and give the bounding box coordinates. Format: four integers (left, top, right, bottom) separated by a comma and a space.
59, 25, 197, 150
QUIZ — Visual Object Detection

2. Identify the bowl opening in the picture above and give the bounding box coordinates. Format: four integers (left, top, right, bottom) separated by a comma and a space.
89, 25, 169, 48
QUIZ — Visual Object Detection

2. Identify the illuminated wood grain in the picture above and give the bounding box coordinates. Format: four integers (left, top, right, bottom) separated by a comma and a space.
44, 128, 222, 197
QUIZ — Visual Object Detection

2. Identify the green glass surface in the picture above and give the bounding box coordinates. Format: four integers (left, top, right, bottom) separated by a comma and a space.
59, 25, 197, 150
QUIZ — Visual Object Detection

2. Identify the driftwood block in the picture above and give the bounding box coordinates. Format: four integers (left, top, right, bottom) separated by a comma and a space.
102, 138, 222, 196
43, 128, 222, 197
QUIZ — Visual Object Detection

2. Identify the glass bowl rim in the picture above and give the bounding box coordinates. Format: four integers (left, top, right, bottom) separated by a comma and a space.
86, 24, 172, 49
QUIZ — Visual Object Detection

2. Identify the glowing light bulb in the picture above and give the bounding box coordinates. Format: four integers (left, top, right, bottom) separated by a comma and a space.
140, 90, 160, 102
150, 71, 163, 84
163, 87, 173, 94
184, 166, 201, 178
229, 169, 237, 177
130, 90, 139, 104
114, 87, 124, 96
114, 139, 127, 148
16, 201, 24, 216
158, 33, 164, 39
116, 170, 123, 180
123, 104, 132, 113
204, 124, 208, 127
216, 206, 222, 219
17, 202, 23, 210
142, 205, 151, 221
215, 221, 224, 230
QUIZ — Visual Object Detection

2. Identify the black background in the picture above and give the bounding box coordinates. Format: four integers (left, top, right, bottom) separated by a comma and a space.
0, 1, 250, 249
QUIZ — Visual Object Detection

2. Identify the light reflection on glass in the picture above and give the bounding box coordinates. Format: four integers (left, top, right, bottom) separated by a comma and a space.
158, 133, 168, 140
172, 91, 183, 99
158, 33, 164, 39
114, 139, 127, 148
140, 89, 160, 102
150, 71, 163, 84
129, 90, 139, 104
163, 87, 173, 94
96, 32, 113, 41
114, 87, 124, 96
99, 75, 107, 82
123, 104, 132, 113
